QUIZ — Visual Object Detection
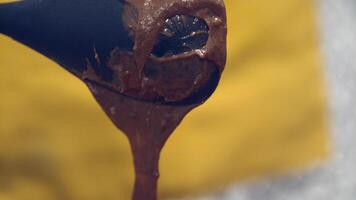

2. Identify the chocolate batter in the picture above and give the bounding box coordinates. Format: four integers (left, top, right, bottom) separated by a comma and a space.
84, 1, 226, 199
0, 0, 226, 199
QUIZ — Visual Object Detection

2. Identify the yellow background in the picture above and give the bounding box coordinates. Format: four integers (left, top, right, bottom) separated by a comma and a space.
0, 0, 329, 199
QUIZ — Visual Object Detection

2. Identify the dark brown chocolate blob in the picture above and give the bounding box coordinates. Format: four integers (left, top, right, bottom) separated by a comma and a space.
95, 50, 219, 103
83, 0, 227, 200
142, 57, 217, 103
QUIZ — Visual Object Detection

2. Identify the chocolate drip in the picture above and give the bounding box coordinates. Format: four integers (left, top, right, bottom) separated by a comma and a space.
84, 0, 226, 199
86, 81, 195, 200
1, 0, 226, 199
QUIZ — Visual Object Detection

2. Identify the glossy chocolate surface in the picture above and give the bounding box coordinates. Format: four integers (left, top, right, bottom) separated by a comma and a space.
85, 1, 226, 199
0, 1, 226, 199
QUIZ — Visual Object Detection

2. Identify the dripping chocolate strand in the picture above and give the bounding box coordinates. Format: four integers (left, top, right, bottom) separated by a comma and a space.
0, 0, 226, 199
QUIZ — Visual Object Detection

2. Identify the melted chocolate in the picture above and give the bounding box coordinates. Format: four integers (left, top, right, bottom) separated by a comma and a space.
87, 81, 196, 200
0, 0, 226, 199
84, 1, 226, 199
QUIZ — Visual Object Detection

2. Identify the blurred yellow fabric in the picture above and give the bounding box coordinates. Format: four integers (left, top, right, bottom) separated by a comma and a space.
0, 0, 329, 199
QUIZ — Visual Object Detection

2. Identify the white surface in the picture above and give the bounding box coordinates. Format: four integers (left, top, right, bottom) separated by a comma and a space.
179, 0, 356, 199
